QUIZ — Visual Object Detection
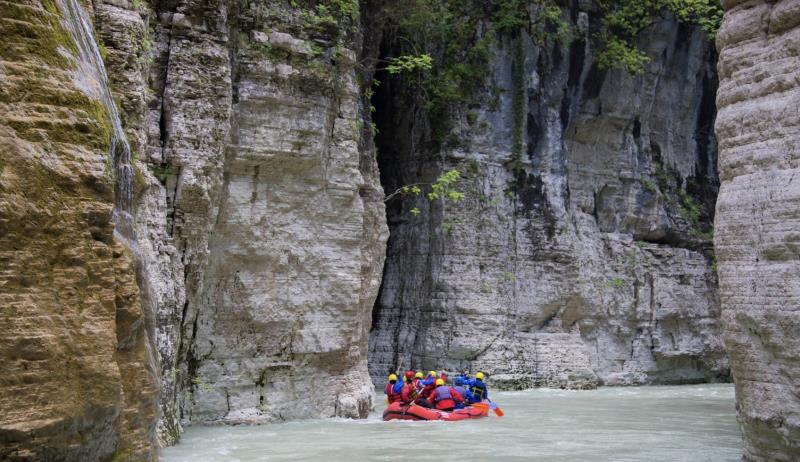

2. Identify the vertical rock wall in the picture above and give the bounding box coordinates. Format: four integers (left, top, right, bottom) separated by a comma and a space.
369, 6, 729, 388
715, 0, 800, 460
1, 0, 388, 454
91, 0, 388, 439
0, 0, 157, 459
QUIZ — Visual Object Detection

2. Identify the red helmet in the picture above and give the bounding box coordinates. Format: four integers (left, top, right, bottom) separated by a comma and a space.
405, 370, 415, 380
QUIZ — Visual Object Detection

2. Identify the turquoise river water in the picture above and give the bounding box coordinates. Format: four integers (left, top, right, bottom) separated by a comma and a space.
161, 384, 740, 462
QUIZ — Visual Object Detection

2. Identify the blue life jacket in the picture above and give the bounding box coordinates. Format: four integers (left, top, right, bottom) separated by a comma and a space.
470, 379, 488, 400
384, 381, 403, 395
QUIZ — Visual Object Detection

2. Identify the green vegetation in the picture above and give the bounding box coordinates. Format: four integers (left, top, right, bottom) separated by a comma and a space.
381, 1, 572, 145
149, 164, 176, 184
298, 0, 359, 37
385, 169, 465, 217
597, 0, 723, 73
641, 177, 658, 193
606, 277, 625, 288
378, 0, 722, 149
426, 169, 465, 202
385, 54, 434, 75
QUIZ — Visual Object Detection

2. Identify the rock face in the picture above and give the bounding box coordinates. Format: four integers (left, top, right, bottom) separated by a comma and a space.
715, 0, 800, 460
91, 0, 388, 440
1, 0, 387, 454
0, 0, 157, 460
369, 6, 729, 388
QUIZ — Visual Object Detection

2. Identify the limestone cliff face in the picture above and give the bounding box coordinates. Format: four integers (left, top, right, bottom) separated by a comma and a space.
369, 5, 729, 388
715, 0, 800, 460
1, 0, 387, 453
0, 0, 157, 460
91, 0, 388, 441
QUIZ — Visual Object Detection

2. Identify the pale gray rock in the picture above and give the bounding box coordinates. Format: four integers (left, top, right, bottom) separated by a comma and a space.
715, 0, 800, 460
92, 0, 388, 440
369, 9, 729, 389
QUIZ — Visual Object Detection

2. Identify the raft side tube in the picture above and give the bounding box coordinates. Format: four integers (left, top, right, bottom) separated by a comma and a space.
382, 402, 489, 421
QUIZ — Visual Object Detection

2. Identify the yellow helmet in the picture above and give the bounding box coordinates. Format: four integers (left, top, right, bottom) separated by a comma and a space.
388, 373, 398, 382
435, 378, 444, 386
429, 371, 437, 377
475, 372, 485, 380
415, 372, 423, 379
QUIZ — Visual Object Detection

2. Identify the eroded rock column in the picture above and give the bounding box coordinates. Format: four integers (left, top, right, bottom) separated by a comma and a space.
715, 0, 800, 460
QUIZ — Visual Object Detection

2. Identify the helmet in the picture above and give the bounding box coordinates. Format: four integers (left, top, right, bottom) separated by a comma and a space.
428, 371, 437, 378
454, 377, 464, 386
415, 372, 423, 379
475, 372, 485, 380
388, 373, 398, 382
405, 370, 415, 380
435, 378, 444, 386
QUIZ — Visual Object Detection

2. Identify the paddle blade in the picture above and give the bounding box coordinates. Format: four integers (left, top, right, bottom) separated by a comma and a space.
493, 405, 505, 417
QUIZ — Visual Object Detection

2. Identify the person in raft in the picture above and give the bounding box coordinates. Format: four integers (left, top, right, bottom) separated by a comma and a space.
384, 374, 403, 403
412, 371, 423, 390
424, 378, 465, 411
469, 372, 489, 402
418, 371, 438, 399
400, 372, 418, 404
452, 376, 477, 407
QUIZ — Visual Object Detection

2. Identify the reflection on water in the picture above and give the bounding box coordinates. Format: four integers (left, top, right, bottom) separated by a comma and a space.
161, 384, 740, 462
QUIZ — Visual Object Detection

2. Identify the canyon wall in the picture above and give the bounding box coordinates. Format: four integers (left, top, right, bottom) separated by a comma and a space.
94, 0, 387, 440
369, 4, 729, 388
0, 0, 157, 459
1, 0, 387, 455
715, 0, 800, 460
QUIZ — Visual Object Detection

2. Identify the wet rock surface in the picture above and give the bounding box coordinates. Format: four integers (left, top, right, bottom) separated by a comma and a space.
0, 0, 157, 459
715, 0, 800, 460
369, 7, 729, 389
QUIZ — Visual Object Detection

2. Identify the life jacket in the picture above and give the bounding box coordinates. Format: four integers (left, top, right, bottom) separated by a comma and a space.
400, 382, 418, 403
430, 385, 463, 410
385, 382, 401, 403
419, 377, 436, 398
470, 379, 487, 401
453, 385, 476, 404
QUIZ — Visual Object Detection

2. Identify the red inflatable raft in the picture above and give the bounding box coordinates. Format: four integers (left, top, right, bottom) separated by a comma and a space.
382, 402, 489, 421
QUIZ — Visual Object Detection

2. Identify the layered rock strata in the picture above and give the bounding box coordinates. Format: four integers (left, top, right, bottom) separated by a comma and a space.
369, 6, 729, 388
1, 0, 388, 454
92, 0, 388, 438
0, 0, 157, 459
715, 0, 800, 460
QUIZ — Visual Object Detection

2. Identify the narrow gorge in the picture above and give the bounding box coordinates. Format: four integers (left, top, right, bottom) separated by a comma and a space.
0, 0, 797, 461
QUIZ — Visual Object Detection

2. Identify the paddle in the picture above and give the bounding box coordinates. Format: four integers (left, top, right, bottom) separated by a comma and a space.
488, 399, 505, 417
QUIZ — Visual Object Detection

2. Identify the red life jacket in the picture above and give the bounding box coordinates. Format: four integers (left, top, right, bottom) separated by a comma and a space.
419, 381, 436, 399
385, 382, 401, 403
400, 382, 417, 403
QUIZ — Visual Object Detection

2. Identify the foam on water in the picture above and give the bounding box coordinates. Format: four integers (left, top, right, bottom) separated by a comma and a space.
161, 384, 740, 462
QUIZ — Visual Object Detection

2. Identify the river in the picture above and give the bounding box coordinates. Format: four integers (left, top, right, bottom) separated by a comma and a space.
161, 384, 740, 461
